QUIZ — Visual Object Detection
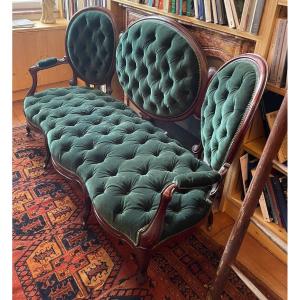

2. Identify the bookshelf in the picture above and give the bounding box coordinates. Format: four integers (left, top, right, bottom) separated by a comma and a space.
105, 0, 288, 272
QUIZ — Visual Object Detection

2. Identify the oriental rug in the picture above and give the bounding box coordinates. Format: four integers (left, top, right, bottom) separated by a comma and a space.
13, 125, 259, 300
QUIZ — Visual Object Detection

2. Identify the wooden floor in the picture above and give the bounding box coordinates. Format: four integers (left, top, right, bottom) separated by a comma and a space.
13, 100, 287, 300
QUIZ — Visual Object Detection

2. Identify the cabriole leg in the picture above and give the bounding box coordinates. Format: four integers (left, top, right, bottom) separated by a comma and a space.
43, 144, 51, 169
135, 248, 151, 285
83, 197, 92, 229
207, 210, 214, 231
26, 124, 31, 137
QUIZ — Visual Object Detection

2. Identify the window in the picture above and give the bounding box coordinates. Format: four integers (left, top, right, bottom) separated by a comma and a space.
13, 0, 42, 11
13, 0, 58, 12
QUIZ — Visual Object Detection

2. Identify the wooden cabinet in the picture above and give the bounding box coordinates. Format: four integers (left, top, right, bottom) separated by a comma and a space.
13, 19, 72, 102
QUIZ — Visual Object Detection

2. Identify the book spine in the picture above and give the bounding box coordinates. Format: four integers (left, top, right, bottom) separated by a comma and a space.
199, 0, 205, 20
271, 176, 287, 230
266, 177, 283, 227
275, 21, 288, 86
179, 0, 183, 15
204, 0, 212, 22
193, 0, 199, 18
262, 185, 274, 221
250, 0, 266, 34
229, 0, 239, 28
269, 19, 285, 83
186, 0, 192, 16
211, 0, 218, 23
245, 0, 257, 32
240, 153, 249, 198
239, 0, 251, 31
176, 0, 180, 14
224, 0, 235, 28
215, 0, 227, 25
259, 192, 273, 223
164, 0, 170, 12
171, 0, 176, 13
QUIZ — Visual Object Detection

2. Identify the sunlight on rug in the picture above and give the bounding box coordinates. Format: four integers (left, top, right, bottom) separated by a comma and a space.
13, 125, 258, 300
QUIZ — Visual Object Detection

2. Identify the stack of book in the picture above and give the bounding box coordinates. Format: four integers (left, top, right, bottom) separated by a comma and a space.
137, 0, 265, 34
267, 18, 288, 87
240, 153, 287, 230
61, 0, 107, 20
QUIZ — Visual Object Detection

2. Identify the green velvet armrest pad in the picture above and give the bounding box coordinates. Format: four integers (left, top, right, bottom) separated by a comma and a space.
173, 171, 221, 189
37, 57, 58, 68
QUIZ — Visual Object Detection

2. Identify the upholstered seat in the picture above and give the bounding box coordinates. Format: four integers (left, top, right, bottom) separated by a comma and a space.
24, 86, 218, 244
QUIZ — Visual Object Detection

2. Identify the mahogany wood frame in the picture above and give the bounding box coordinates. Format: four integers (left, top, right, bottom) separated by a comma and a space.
23, 12, 268, 283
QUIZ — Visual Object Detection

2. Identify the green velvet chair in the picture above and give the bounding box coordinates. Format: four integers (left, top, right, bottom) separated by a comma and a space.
23, 14, 268, 283
24, 6, 117, 167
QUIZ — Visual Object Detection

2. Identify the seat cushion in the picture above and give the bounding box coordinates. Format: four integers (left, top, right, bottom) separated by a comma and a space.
24, 87, 214, 244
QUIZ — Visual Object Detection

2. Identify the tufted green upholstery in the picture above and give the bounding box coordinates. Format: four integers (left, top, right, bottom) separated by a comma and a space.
66, 9, 115, 84
37, 57, 58, 68
201, 59, 258, 170
116, 19, 202, 118
24, 86, 220, 243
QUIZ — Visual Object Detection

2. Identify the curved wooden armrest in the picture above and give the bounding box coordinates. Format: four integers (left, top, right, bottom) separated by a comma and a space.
137, 183, 177, 248
26, 56, 69, 97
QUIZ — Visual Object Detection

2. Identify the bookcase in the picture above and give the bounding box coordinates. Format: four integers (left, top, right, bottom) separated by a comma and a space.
105, 0, 288, 268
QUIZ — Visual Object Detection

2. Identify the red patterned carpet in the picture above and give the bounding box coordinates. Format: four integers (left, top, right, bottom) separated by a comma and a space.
13, 125, 259, 300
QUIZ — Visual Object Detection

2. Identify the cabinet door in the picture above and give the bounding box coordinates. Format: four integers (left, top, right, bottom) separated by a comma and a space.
13, 28, 72, 98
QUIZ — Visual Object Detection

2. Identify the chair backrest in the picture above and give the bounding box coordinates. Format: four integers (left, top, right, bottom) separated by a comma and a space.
116, 16, 208, 121
65, 7, 117, 85
200, 54, 268, 171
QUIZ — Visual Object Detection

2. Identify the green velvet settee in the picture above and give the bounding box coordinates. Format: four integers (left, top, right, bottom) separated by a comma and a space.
23, 7, 268, 282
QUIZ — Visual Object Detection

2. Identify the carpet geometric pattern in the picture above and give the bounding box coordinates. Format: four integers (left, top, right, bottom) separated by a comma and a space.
13, 125, 258, 299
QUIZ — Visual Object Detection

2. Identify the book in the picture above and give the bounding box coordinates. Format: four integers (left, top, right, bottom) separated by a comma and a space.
230, 0, 244, 28
204, 0, 212, 22
239, 153, 258, 198
215, 0, 227, 25
199, 0, 206, 20
275, 22, 288, 86
13, 19, 35, 28
239, 0, 251, 31
271, 176, 287, 230
179, 0, 183, 15
224, 0, 235, 28
186, 0, 192, 15
266, 110, 287, 163
249, 0, 266, 34
245, 0, 256, 32
194, 0, 199, 18
240, 153, 249, 197
163, 0, 170, 12
251, 169, 273, 222
266, 176, 283, 226
211, 0, 218, 23
171, 0, 176, 13
268, 18, 287, 84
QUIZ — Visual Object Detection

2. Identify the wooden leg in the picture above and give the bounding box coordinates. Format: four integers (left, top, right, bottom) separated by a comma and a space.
135, 248, 151, 285
26, 124, 31, 137
207, 210, 214, 231
43, 143, 51, 169
83, 197, 92, 229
